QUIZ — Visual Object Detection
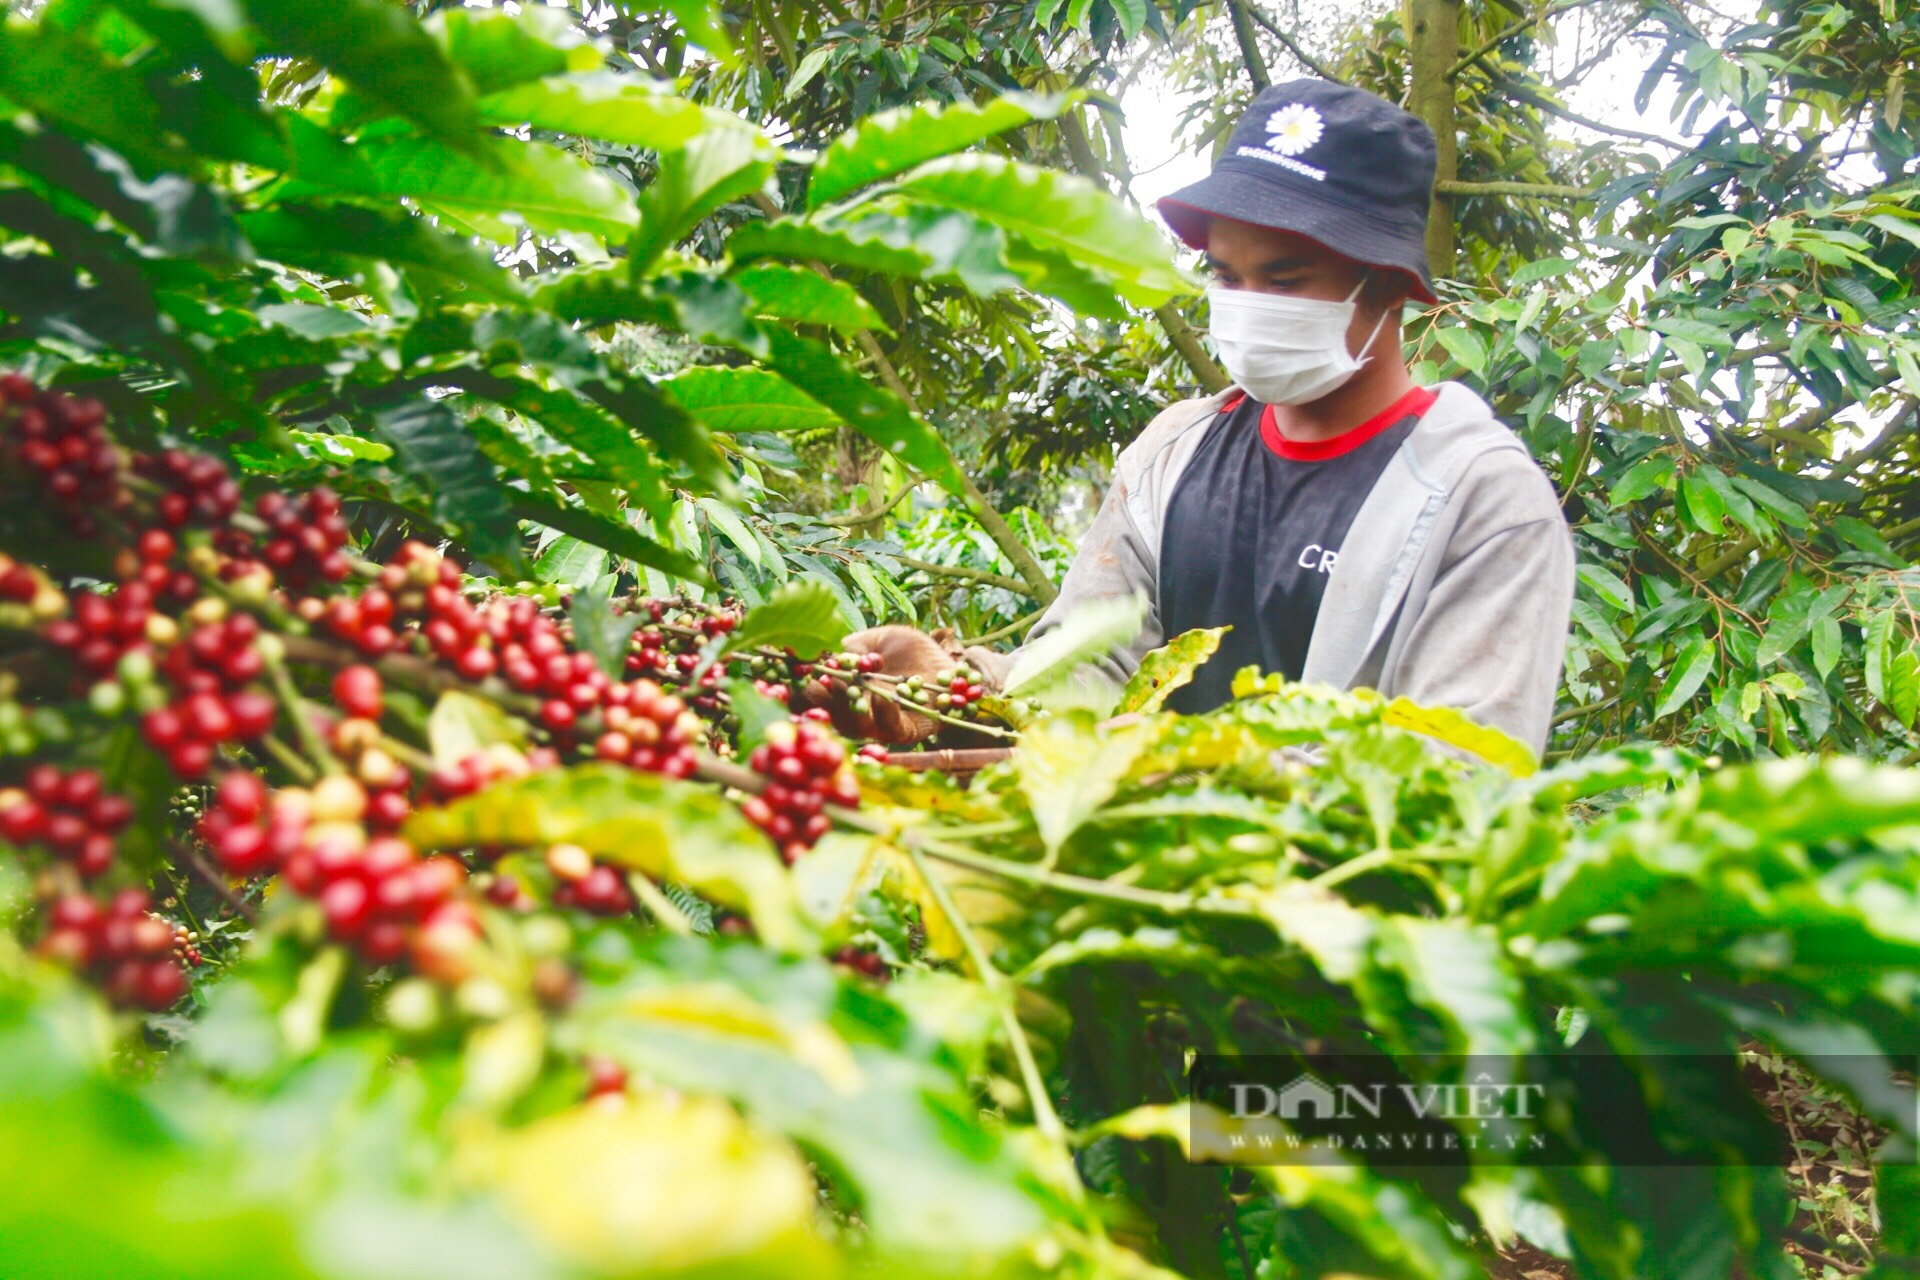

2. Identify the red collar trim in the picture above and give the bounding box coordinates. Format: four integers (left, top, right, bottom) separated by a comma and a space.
1256, 386, 1436, 461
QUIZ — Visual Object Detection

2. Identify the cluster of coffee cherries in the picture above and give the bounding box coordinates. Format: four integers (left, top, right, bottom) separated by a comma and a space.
0, 552, 62, 625
232, 488, 352, 589
43, 577, 157, 680
544, 841, 634, 917
135, 447, 241, 531
592, 678, 702, 779
302, 539, 452, 662
325, 666, 415, 831
0, 766, 134, 879
0, 374, 121, 537
623, 598, 740, 685
200, 770, 479, 974
37, 889, 189, 1011
741, 717, 860, 864
889, 661, 988, 718
140, 602, 278, 777
428, 742, 558, 803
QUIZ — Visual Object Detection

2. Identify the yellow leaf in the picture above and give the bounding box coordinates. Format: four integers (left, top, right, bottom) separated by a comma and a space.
612, 982, 863, 1094
1381, 698, 1538, 776
478, 1094, 829, 1277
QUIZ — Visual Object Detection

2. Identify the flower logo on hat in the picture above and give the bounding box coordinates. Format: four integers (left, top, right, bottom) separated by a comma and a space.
1264, 103, 1324, 157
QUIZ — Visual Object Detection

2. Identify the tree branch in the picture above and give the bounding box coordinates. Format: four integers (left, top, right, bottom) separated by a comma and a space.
818, 483, 916, 527
1490, 71, 1686, 149
1245, 4, 1344, 83
1829, 395, 1918, 480
1226, 0, 1272, 91
1154, 302, 1232, 393
1448, 0, 1609, 81
894, 555, 1031, 594
1436, 178, 1595, 198
964, 608, 1044, 647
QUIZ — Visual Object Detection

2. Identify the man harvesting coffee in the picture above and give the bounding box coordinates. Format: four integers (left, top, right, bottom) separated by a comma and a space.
841, 79, 1575, 755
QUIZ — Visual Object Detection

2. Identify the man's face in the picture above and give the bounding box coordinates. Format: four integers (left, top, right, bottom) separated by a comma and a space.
1202, 219, 1364, 301
1202, 218, 1406, 360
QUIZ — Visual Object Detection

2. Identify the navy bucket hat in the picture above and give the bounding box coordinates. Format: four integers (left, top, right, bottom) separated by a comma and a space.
1158, 79, 1440, 304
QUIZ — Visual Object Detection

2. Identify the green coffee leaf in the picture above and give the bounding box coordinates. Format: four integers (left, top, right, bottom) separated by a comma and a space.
426, 690, 526, 767
1653, 635, 1715, 719
726, 220, 935, 278
475, 73, 718, 151
1001, 593, 1147, 699
762, 329, 966, 493
511, 494, 709, 584
725, 581, 847, 659
241, 0, 479, 143
430, 6, 596, 94
533, 535, 606, 589
630, 128, 777, 275
729, 262, 890, 334
1016, 711, 1158, 857
808, 91, 1072, 210
696, 498, 762, 569
374, 396, 522, 570
569, 588, 641, 682
662, 367, 839, 433
890, 153, 1184, 305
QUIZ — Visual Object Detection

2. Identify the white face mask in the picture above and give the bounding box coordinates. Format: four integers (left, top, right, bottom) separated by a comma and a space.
1206, 278, 1389, 406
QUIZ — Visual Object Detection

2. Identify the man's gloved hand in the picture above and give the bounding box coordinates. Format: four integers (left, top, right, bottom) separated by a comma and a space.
797, 625, 959, 746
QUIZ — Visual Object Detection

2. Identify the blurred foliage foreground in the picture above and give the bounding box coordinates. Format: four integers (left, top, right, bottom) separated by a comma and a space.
2, 644, 1920, 1280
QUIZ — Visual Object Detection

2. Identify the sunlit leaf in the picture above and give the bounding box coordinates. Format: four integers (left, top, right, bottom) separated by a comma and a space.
427, 690, 527, 767
1381, 698, 1538, 775
725, 581, 847, 660
889, 153, 1185, 304
661, 367, 839, 433
404, 764, 810, 949
808, 91, 1073, 210
1118, 627, 1227, 714
1002, 593, 1146, 698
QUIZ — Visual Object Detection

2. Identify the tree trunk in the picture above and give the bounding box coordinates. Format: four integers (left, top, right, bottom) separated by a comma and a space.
1404, 0, 1461, 276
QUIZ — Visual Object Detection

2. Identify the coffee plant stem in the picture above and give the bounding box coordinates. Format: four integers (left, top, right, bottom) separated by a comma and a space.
962, 609, 1042, 647
378, 736, 438, 776
258, 639, 342, 776
899, 838, 1074, 1154
280, 634, 543, 717
912, 836, 1258, 919
168, 838, 257, 923
258, 733, 319, 785
870, 684, 1015, 739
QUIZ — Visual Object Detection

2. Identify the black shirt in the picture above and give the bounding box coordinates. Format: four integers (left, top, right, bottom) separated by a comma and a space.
1159, 386, 1434, 713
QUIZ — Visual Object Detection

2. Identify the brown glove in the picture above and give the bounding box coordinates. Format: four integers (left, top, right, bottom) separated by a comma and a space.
797, 625, 960, 746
